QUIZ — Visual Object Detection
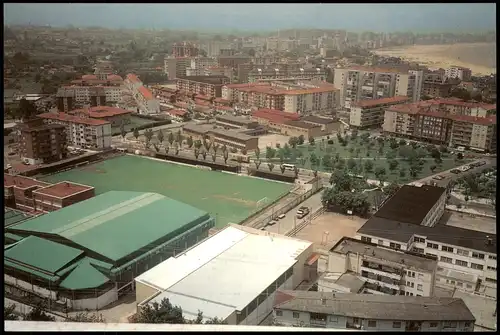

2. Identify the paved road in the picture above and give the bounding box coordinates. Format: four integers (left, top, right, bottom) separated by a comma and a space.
413, 158, 496, 187
263, 191, 324, 235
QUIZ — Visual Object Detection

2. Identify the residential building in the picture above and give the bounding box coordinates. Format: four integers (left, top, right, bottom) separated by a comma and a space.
356, 184, 497, 297
135, 86, 160, 115
176, 76, 230, 98
18, 118, 67, 165
422, 70, 458, 98
203, 41, 233, 57
172, 42, 199, 58
55, 88, 76, 113
333, 66, 423, 110
134, 225, 316, 325
445, 66, 472, 81
68, 106, 131, 127
37, 112, 112, 149
251, 109, 322, 138
349, 96, 409, 129
279, 121, 323, 139
325, 237, 438, 297
248, 68, 327, 83
382, 100, 497, 151
4, 174, 94, 213
273, 290, 475, 331
215, 115, 259, 130
218, 55, 252, 69
223, 81, 339, 115
182, 123, 259, 152
5, 191, 214, 311
57, 85, 122, 111
124, 73, 143, 92
70, 74, 123, 87
164, 57, 191, 80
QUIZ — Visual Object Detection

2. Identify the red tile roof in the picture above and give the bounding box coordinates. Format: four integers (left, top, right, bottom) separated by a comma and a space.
37, 112, 110, 126
168, 109, 187, 116
4, 174, 50, 189
252, 109, 300, 124
352, 96, 410, 108
224, 83, 269, 89
71, 106, 131, 118
138, 86, 154, 100
107, 74, 123, 81
82, 74, 98, 80
33, 181, 94, 198
126, 73, 141, 84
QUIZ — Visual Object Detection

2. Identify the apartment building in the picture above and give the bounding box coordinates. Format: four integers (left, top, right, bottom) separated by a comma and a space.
19, 118, 67, 165
55, 88, 75, 113
325, 237, 437, 297
176, 76, 230, 98
70, 74, 123, 87
248, 68, 327, 83
356, 184, 497, 297
135, 86, 160, 115
164, 57, 191, 80
218, 55, 252, 69
349, 96, 409, 129
4, 174, 94, 213
333, 66, 423, 109
382, 100, 497, 151
37, 112, 112, 149
445, 66, 472, 81
56, 85, 122, 111
223, 81, 339, 115
172, 42, 199, 58
203, 41, 233, 57
273, 290, 475, 331
422, 70, 458, 98
124, 73, 143, 92
68, 106, 131, 127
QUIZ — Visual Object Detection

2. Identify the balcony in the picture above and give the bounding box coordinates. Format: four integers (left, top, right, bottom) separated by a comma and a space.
361, 262, 403, 279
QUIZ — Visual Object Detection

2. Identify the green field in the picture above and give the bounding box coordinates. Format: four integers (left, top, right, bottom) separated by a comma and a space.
263, 135, 477, 183
41, 155, 292, 228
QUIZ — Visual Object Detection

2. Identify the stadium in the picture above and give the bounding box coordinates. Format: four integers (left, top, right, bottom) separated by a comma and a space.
4, 191, 214, 311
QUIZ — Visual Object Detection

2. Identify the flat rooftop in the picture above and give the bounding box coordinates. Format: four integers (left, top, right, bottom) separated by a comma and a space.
284, 120, 321, 130
32, 181, 94, 199
301, 115, 337, 125
4, 174, 50, 189
274, 290, 475, 322
216, 115, 256, 125
334, 272, 366, 293
374, 185, 446, 225
331, 237, 437, 272
136, 225, 311, 322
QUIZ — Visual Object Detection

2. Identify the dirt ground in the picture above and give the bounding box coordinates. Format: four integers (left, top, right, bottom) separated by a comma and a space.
258, 133, 291, 150
294, 212, 367, 250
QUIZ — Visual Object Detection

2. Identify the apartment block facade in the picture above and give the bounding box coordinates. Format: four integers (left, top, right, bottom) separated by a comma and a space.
19, 118, 67, 165
445, 66, 472, 81
172, 42, 199, 58
164, 57, 190, 80
136, 86, 160, 115
248, 68, 327, 83
176, 76, 230, 98
382, 99, 497, 151
349, 96, 409, 128
333, 66, 423, 110
37, 112, 112, 149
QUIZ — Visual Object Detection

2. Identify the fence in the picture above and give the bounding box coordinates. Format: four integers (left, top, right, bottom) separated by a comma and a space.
250, 178, 323, 229
5, 283, 67, 318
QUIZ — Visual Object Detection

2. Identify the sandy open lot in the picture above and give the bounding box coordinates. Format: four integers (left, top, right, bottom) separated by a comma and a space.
374, 43, 496, 76
258, 133, 290, 150
294, 212, 367, 250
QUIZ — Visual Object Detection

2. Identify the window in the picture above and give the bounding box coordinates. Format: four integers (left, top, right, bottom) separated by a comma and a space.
390, 242, 401, 250
429, 322, 438, 328
465, 322, 471, 328
457, 249, 469, 256
440, 256, 453, 264
329, 316, 339, 323
426, 253, 437, 258
487, 266, 497, 271
412, 247, 424, 254
441, 246, 454, 253
455, 260, 468, 267
444, 321, 457, 328
292, 312, 300, 319
456, 282, 463, 287
361, 236, 372, 243
488, 255, 497, 260
471, 263, 484, 270
392, 321, 401, 328
414, 236, 425, 243
417, 284, 423, 291
275, 310, 283, 317
472, 252, 485, 260
466, 284, 473, 289
378, 240, 384, 245
367, 320, 377, 328
427, 242, 438, 249
406, 281, 414, 288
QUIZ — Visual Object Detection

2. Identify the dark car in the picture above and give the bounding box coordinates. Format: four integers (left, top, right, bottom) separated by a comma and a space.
450, 169, 461, 174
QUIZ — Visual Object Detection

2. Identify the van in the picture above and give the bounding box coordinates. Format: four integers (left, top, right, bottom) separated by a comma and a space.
282, 164, 295, 171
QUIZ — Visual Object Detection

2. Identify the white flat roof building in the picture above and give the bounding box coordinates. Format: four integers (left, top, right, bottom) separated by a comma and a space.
135, 225, 315, 325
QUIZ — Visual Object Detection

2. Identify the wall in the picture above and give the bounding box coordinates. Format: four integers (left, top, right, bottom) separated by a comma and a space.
135, 282, 160, 307
70, 287, 118, 311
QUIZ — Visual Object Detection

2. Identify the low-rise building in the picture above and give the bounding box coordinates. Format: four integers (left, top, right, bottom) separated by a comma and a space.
166, 109, 188, 122
4, 174, 94, 213
280, 120, 322, 139
176, 76, 230, 98
182, 124, 259, 152
273, 290, 475, 331
350, 96, 409, 129
301, 115, 340, 133
215, 115, 259, 130
135, 225, 315, 325
68, 106, 131, 127
325, 237, 438, 297
356, 184, 497, 297
18, 118, 67, 165
37, 112, 112, 149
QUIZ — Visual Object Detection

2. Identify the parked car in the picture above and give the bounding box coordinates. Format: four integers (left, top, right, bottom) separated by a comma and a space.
450, 169, 461, 174
477, 161, 487, 167
277, 214, 286, 220
432, 175, 445, 180
267, 220, 277, 226
296, 207, 310, 219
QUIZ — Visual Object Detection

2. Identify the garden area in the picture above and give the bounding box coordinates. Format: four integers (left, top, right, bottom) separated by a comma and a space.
257, 131, 478, 184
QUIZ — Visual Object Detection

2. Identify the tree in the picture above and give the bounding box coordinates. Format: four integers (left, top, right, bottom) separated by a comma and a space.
201, 147, 207, 160
309, 136, 315, 145
364, 160, 374, 173
335, 158, 346, 170
168, 132, 175, 145
278, 150, 285, 164
186, 136, 194, 148
255, 147, 260, 159
399, 168, 407, 178
223, 150, 229, 164
266, 146, 276, 160
430, 165, 437, 173
322, 154, 332, 170
298, 135, 305, 145
18, 98, 39, 120
388, 159, 399, 171
120, 122, 127, 140
347, 158, 357, 171
360, 132, 370, 143
439, 145, 448, 153
133, 128, 140, 140
280, 164, 286, 174
457, 152, 464, 160
165, 144, 170, 154
212, 143, 219, 154
389, 139, 399, 150
309, 153, 319, 167
144, 128, 154, 144
283, 143, 292, 159
254, 160, 262, 170
221, 144, 227, 153
385, 150, 396, 160
153, 144, 160, 152
268, 163, 275, 172
134, 298, 184, 324
384, 182, 401, 198
399, 139, 407, 146
68, 312, 105, 323
23, 303, 55, 321
374, 167, 387, 183
157, 130, 164, 144
350, 129, 358, 140
288, 136, 299, 149
4, 304, 18, 320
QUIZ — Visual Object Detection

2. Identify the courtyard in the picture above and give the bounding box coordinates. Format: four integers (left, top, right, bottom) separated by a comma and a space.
41, 155, 292, 228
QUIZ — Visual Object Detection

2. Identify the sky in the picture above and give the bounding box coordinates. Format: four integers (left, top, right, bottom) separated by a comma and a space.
4, 3, 497, 32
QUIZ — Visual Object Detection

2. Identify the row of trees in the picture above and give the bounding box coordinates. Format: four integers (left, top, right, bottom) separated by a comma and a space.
4, 303, 104, 323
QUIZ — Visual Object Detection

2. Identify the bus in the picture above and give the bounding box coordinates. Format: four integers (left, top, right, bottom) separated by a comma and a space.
282, 164, 296, 171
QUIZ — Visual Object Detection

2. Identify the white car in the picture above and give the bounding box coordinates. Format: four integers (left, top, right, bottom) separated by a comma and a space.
277, 214, 286, 220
